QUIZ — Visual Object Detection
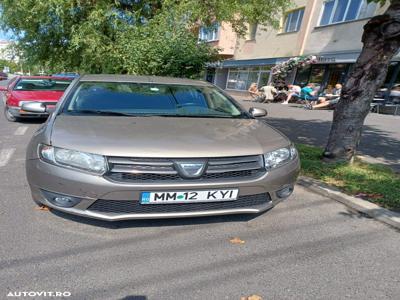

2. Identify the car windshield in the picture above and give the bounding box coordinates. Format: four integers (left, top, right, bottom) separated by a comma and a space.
14, 78, 72, 91
64, 82, 245, 118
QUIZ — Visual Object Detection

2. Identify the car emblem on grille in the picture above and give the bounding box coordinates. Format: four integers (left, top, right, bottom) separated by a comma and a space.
174, 160, 207, 179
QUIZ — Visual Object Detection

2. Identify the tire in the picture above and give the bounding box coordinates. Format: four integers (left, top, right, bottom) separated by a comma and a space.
32, 197, 44, 206
4, 106, 19, 122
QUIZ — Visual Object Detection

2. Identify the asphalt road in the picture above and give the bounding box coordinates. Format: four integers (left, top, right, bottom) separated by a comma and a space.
235, 97, 400, 171
1, 92, 400, 299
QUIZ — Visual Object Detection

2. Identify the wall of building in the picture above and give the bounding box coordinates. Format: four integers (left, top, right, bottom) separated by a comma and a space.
203, 22, 237, 57
217, 22, 237, 56
0, 40, 13, 60
233, 0, 309, 60
210, 0, 399, 92
302, 2, 388, 56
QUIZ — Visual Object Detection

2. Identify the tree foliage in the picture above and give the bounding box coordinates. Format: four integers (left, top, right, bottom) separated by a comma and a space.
0, 58, 18, 73
0, 0, 291, 76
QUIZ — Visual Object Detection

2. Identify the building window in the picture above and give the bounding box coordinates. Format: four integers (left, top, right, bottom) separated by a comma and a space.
283, 8, 305, 33
247, 23, 258, 40
198, 23, 220, 42
319, 0, 376, 26
226, 67, 272, 91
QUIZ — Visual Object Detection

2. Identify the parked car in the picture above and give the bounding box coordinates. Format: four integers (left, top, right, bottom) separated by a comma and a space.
1, 76, 74, 122
0, 72, 8, 81
24, 75, 300, 221
52, 72, 79, 79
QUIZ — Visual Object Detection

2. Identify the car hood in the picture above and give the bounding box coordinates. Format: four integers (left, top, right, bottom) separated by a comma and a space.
12, 90, 65, 101
50, 115, 289, 157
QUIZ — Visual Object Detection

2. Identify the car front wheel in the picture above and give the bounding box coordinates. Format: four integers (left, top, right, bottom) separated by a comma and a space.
4, 106, 19, 122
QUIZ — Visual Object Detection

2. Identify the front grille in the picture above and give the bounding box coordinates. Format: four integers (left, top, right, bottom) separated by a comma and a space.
105, 155, 266, 183
87, 193, 271, 214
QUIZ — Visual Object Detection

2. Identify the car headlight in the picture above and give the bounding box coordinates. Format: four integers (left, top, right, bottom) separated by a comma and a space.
38, 144, 107, 174
264, 145, 298, 169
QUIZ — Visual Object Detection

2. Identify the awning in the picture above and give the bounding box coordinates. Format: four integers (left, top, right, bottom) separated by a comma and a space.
312, 51, 360, 64
314, 51, 400, 63
221, 51, 400, 68
221, 57, 289, 68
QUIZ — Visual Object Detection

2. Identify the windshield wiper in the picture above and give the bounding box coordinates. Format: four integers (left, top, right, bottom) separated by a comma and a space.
158, 114, 241, 119
70, 110, 135, 116
68, 110, 247, 119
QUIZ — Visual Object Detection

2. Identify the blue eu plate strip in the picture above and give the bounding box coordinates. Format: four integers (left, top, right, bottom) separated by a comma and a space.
141, 192, 150, 204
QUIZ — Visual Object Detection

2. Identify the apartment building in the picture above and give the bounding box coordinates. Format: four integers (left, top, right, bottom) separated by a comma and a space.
202, 0, 399, 93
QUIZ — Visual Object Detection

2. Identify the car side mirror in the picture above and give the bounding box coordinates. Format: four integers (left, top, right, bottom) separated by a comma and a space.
249, 107, 268, 118
21, 102, 47, 113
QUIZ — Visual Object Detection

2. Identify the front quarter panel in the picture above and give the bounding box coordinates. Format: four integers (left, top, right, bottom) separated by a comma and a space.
26, 124, 49, 160
26, 76, 81, 160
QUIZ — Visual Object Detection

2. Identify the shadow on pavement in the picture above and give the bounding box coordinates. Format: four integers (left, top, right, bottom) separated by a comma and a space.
17, 118, 47, 124
50, 208, 266, 229
265, 117, 400, 171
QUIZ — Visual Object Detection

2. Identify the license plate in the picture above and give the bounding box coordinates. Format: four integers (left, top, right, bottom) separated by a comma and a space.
140, 189, 239, 204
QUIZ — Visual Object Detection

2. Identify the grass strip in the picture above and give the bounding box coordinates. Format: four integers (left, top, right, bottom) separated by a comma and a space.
297, 143, 400, 212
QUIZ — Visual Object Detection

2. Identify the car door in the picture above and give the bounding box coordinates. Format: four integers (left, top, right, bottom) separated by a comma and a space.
3, 77, 18, 105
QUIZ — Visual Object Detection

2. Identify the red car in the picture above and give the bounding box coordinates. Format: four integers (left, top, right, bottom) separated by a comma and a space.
1, 76, 74, 122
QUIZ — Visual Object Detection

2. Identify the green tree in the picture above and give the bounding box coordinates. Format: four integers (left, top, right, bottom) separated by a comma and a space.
0, 59, 18, 73
0, 0, 291, 77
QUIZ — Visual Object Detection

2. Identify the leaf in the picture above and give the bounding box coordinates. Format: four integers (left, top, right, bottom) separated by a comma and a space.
229, 237, 245, 244
355, 193, 384, 200
0, 0, 291, 75
241, 295, 263, 300
35, 205, 50, 211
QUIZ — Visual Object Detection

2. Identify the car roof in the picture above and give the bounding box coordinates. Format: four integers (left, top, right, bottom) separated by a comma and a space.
79, 74, 213, 87
18, 76, 73, 80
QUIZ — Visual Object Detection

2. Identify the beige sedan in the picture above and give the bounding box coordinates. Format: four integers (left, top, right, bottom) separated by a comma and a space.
24, 75, 300, 221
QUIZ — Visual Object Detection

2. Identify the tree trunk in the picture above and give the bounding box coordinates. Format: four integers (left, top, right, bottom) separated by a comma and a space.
323, 0, 400, 162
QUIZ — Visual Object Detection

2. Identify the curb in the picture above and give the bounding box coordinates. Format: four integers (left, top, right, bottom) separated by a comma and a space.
297, 176, 400, 230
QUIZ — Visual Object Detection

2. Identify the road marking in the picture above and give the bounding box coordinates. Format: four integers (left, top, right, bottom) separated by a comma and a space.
0, 148, 16, 167
14, 126, 28, 136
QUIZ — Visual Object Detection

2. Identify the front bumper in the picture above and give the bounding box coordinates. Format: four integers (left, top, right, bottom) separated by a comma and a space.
8, 106, 49, 118
26, 158, 300, 221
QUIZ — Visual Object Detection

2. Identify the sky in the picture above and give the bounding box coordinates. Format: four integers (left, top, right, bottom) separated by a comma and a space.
0, 30, 12, 40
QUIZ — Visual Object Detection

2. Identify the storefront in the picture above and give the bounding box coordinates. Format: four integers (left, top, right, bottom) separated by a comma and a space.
225, 66, 272, 91
290, 52, 358, 89
208, 51, 400, 93
294, 53, 400, 91
294, 63, 352, 88
207, 57, 288, 91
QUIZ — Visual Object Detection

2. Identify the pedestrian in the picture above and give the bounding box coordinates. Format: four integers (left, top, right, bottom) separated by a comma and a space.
248, 82, 261, 101
310, 83, 342, 110
282, 84, 301, 104
300, 83, 319, 108
259, 84, 277, 103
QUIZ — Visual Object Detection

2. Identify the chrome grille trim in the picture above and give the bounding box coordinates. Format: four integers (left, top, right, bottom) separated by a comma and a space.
207, 161, 262, 173
111, 165, 178, 174
207, 156, 262, 165
105, 155, 266, 182
108, 157, 174, 166
87, 193, 272, 214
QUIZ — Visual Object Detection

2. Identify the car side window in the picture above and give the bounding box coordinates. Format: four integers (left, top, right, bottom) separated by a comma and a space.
207, 88, 240, 115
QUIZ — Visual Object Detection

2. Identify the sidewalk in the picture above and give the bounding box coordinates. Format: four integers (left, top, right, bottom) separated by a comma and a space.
229, 92, 400, 171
